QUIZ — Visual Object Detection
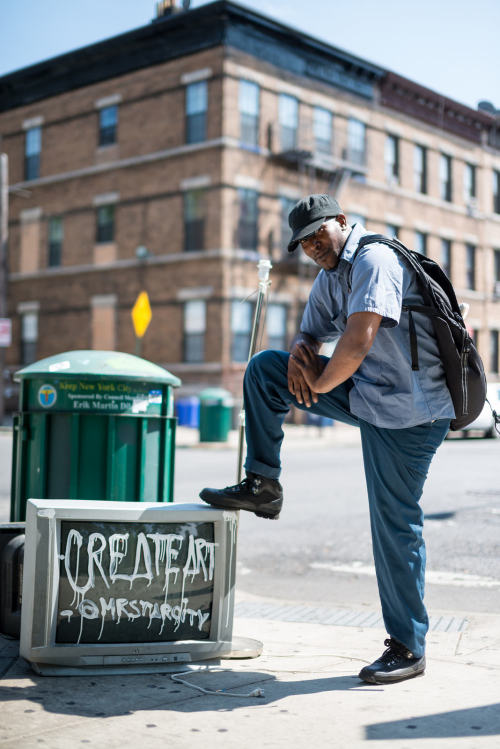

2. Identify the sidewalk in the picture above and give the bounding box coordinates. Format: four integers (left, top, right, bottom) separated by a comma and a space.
1, 591, 499, 748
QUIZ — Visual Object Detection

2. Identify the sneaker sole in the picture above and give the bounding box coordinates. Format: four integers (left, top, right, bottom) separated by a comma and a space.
199, 494, 281, 520
359, 667, 425, 685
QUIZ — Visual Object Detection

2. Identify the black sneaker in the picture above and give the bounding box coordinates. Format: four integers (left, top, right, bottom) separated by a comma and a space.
358, 638, 426, 684
199, 472, 283, 519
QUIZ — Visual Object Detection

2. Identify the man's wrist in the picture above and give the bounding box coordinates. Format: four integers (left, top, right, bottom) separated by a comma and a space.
290, 333, 318, 354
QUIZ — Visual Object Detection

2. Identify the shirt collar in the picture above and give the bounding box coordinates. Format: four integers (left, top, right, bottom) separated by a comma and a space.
322, 223, 368, 277
339, 223, 370, 264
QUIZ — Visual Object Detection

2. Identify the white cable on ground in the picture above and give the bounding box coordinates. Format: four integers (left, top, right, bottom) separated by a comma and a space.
170, 667, 265, 698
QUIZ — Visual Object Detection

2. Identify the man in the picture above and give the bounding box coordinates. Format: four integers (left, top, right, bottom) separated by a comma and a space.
200, 194, 454, 684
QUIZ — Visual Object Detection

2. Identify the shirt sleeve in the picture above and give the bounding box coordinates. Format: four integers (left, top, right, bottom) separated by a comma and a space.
300, 272, 343, 343
347, 242, 403, 327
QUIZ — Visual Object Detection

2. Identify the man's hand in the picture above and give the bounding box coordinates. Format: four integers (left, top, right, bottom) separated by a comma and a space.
290, 345, 327, 392
293, 312, 382, 394
288, 336, 321, 407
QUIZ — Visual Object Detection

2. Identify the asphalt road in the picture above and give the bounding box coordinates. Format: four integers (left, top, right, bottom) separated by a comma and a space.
174, 432, 500, 615
1, 428, 499, 615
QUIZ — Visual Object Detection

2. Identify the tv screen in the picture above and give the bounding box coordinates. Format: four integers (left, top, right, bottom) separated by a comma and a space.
20, 500, 239, 675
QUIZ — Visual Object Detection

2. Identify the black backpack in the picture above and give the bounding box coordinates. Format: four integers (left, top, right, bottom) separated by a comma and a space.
349, 234, 487, 431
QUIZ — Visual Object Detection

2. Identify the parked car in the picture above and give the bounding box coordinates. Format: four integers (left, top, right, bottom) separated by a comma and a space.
460, 382, 500, 438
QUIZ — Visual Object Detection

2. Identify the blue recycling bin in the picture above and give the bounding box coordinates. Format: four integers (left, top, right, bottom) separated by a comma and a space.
306, 413, 334, 427
176, 397, 200, 428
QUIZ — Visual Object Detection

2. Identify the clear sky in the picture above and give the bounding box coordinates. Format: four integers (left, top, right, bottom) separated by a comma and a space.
0, 0, 498, 112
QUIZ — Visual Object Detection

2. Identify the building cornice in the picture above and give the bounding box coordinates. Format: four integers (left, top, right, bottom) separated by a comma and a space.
380, 71, 493, 145
0, 1, 382, 113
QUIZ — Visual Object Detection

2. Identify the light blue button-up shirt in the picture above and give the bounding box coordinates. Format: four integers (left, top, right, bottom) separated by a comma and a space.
300, 223, 455, 428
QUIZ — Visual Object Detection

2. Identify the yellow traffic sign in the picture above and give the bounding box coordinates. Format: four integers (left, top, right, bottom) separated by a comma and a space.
131, 291, 152, 338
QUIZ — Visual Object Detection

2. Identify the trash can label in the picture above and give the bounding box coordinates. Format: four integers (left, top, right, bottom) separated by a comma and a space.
28, 379, 164, 415
38, 384, 57, 408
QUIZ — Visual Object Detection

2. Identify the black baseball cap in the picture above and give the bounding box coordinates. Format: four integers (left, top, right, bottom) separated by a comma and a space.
288, 194, 342, 252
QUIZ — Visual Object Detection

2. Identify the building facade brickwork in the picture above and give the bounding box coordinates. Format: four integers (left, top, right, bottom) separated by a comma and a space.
1, 0, 500, 409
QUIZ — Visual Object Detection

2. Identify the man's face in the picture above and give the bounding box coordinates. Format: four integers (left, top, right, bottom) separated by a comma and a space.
299, 216, 349, 270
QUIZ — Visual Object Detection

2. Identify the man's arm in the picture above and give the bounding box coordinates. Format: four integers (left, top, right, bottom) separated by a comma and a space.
288, 331, 322, 407
291, 311, 382, 393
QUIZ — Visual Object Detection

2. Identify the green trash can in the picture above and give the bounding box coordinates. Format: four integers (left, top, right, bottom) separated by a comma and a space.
199, 388, 234, 443
10, 350, 181, 521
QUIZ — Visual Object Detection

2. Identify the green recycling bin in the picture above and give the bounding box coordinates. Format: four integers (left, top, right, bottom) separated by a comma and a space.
10, 350, 181, 521
199, 388, 234, 443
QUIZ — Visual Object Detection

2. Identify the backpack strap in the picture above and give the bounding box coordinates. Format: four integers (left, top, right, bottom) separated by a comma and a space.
347, 234, 425, 371
347, 234, 409, 292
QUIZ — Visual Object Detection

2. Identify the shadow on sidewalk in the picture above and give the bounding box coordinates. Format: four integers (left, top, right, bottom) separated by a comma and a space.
0, 667, 382, 717
365, 703, 500, 740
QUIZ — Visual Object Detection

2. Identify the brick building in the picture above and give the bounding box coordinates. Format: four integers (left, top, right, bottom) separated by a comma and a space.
1, 0, 500, 405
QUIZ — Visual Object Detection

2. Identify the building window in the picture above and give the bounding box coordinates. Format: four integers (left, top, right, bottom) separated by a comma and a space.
346, 118, 366, 165
25, 126, 41, 181
493, 170, 500, 214
414, 231, 427, 256
239, 80, 259, 147
386, 224, 399, 238
441, 238, 452, 279
183, 300, 206, 363
280, 196, 296, 254
466, 243, 476, 289
184, 190, 206, 251
313, 107, 332, 154
237, 188, 258, 251
21, 312, 38, 365
267, 304, 287, 350
186, 81, 207, 144
494, 249, 500, 296
98, 105, 118, 146
96, 205, 115, 243
491, 330, 499, 374
413, 144, 427, 194
231, 300, 252, 362
91, 295, 116, 350
385, 134, 399, 183
440, 154, 453, 202
464, 163, 476, 202
48, 217, 63, 267
279, 94, 298, 151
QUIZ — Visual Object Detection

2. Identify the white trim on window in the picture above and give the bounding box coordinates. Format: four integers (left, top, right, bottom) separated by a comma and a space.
181, 68, 212, 84
22, 116, 44, 130
91, 294, 117, 307
17, 301, 40, 313
93, 192, 119, 206
177, 286, 213, 300
180, 175, 211, 190
95, 94, 122, 109
234, 175, 261, 190
20, 207, 42, 223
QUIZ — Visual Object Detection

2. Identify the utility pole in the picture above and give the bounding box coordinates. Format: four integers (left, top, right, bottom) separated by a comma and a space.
0, 154, 9, 426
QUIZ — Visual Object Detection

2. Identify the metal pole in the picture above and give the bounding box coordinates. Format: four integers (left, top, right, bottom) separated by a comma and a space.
0, 154, 8, 427
236, 258, 272, 482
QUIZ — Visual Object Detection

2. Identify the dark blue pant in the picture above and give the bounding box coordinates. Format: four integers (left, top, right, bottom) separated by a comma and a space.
243, 350, 450, 657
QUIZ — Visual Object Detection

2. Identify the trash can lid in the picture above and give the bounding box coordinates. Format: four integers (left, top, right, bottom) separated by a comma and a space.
199, 387, 234, 404
15, 350, 181, 386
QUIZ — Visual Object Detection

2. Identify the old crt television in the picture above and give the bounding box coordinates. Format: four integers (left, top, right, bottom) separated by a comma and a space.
20, 499, 238, 675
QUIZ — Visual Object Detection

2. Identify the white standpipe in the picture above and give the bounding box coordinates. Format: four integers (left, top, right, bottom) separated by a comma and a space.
236, 258, 272, 482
